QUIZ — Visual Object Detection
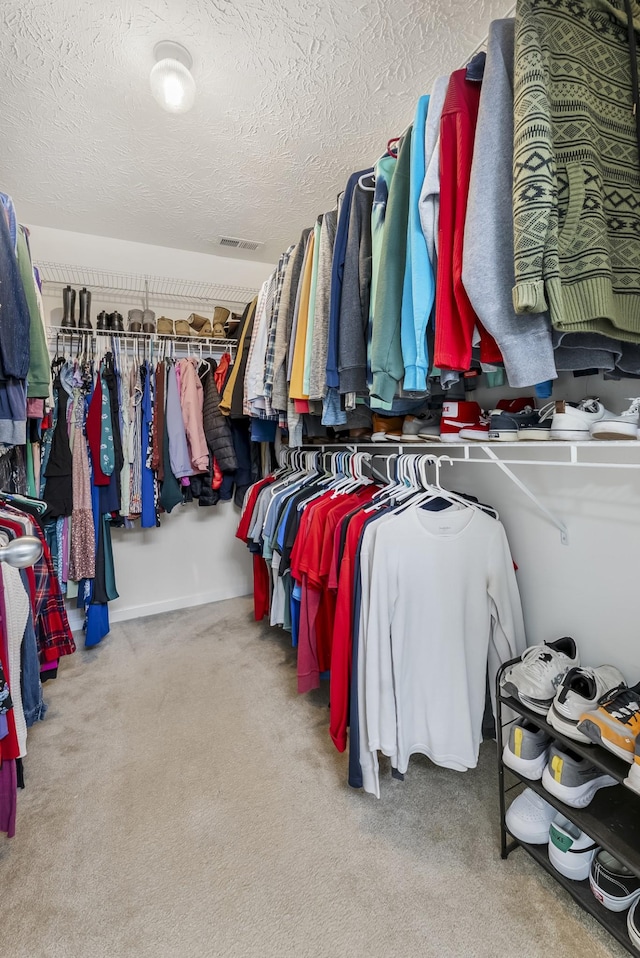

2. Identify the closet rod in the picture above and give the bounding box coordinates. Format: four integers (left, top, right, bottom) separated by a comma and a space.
301, 441, 640, 545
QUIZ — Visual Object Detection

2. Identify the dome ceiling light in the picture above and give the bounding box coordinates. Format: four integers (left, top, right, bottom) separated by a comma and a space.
150, 41, 196, 114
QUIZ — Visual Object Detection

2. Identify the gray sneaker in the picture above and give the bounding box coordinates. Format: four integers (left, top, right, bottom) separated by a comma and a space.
503, 719, 551, 780
541, 743, 617, 808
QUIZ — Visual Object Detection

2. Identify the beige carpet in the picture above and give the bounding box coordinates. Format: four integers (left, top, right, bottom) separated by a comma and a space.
0, 597, 627, 958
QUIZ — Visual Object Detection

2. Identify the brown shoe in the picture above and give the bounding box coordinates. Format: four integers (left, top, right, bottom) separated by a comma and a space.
174, 319, 191, 337
157, 317, 174, 335
371, 414, 404, 442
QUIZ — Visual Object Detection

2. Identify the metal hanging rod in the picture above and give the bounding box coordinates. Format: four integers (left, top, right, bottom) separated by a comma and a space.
300, 440, 640, 546
36, 262, 258, 307
47, 325, 237, 350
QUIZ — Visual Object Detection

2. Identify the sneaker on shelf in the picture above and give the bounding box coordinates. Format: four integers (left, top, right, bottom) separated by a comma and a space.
459, 411, 491, 441
459, 397, 535, 441
502, 719, 552, 780
624, 728, 640, 796
590, 850, 640, 912
541, 743, 617, 808
517, 401, 555, 441
550, 398, 611, 441
488, 405, 539, 441
386, 412, 441, 442
500, 637, 579, 715
577, 682, 640, 762
547, 665, 626, 743
371, 414, 404, 443
505, 788, 557, 844
590, 398, 640, 441
629, 898, 640, 950
548, 815, 598, 881
439, 401, 482, 443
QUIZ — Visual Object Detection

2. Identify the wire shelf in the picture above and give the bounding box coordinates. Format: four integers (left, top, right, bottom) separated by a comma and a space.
35, 262, 258, 308
47, 325, 238, 358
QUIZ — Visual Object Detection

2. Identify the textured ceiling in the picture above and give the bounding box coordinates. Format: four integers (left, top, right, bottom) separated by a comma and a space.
0, 0, 514, 264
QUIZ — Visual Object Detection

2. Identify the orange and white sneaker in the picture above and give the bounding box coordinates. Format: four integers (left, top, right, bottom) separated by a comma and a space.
577, 682, 640, 763
625, 732, 640, 796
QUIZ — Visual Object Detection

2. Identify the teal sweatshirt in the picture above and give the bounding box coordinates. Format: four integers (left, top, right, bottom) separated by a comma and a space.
370, 128, 412, 408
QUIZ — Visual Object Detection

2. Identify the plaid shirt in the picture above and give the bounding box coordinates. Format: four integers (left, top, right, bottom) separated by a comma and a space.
34, 534, 76, 661
1, 504, 75, 661
263, 246, 295, 407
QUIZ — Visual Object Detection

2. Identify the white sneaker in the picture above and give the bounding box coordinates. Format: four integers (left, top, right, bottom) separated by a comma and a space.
389, 413, 441, 442
500, 636, 579, 714
590, 398, 640, 440
505, 788, 557, 844
550, 399, 611, 441
547, 665, 626, 743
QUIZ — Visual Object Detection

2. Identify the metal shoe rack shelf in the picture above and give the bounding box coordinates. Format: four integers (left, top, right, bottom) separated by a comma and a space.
496, 658, 640, 955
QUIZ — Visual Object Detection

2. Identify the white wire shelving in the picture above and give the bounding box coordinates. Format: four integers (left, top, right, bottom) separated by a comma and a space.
301, 439, 640, 546
47, 325, 238, 360
35, 262, 258, 309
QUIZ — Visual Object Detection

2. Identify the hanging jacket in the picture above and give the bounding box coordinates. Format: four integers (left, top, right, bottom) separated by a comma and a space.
462, 19, 557, 389
370, 130, 412, 408
513, 0, 640, 342
201, 360, 238, 473
178, 358, 209, 473
17, 228, 50, 398
0, 210, 30, 382
434, 69, 502, 371
401, 94, 433, 393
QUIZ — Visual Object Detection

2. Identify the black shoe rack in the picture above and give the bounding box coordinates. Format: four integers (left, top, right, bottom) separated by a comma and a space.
496, 657, 640, 955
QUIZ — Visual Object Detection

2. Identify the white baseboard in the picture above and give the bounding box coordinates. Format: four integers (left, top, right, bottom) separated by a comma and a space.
66, 587, 252, 635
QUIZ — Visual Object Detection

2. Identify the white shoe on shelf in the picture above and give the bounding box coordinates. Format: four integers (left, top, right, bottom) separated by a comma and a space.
550, 399, 614, 441
590, 398, 640, 440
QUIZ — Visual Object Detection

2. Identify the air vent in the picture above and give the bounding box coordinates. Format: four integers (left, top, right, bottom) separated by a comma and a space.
218, 235, 264, 252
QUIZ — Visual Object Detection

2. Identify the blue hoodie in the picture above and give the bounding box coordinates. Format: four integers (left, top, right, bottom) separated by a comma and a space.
401, 95, 434, 392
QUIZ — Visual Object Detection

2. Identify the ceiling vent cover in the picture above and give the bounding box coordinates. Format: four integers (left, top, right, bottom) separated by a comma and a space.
218, 235, 264, 252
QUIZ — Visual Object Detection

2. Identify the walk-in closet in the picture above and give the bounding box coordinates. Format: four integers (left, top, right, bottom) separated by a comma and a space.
1, 1, 640, 956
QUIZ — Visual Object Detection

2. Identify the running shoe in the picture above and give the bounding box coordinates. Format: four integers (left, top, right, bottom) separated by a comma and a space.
547, 665, 626, 743
541, 743, 617, 808
624, 731, 640, 796
503, 719, 551, 780
500, 637, 579, 715
578, 682, 640, 763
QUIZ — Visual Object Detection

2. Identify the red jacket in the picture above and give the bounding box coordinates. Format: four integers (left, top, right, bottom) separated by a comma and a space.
435, 70, 502, 370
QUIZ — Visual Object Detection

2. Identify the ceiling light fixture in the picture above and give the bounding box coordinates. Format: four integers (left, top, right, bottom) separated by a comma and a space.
150, 41, 196, 114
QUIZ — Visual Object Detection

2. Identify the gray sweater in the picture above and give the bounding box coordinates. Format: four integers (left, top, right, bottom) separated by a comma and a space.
308, 210, 338, 400
339, 179, 374, 394
461, 19, 557, 388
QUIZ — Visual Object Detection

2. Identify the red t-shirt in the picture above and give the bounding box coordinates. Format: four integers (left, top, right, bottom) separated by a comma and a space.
329, 509, 373, 752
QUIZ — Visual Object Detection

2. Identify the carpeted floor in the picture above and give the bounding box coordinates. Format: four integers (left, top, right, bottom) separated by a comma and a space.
0, 597, 627, 958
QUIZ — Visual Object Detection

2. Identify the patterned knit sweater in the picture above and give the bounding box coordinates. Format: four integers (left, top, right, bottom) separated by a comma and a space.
513, 0, 640, 341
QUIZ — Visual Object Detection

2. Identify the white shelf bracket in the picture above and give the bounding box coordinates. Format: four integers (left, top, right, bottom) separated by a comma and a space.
480, 446, 569, 545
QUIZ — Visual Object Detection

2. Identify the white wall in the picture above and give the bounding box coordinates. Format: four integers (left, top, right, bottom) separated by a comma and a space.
437, 372, 640, 679
27, 225, 273, 289
28, 223, 274, 627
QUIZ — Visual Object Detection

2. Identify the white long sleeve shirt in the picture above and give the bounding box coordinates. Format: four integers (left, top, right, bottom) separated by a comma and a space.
360, 505, 525, 797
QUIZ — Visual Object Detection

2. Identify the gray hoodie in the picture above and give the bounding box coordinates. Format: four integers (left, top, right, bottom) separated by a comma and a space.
461, 19, 557, 388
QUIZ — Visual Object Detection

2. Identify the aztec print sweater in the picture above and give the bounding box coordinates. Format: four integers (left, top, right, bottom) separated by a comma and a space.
513, 0, 640, 342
